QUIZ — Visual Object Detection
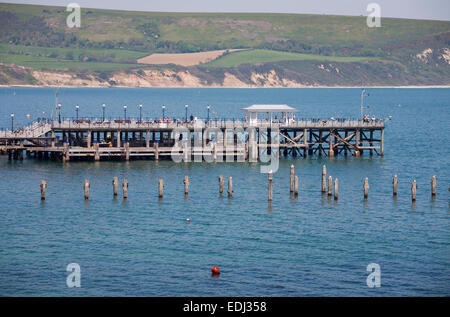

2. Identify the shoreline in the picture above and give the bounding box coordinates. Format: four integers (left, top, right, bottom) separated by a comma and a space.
1, 84, 449, 89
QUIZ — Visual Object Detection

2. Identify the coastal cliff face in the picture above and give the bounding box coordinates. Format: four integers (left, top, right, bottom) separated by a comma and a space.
2, 58, 449, 88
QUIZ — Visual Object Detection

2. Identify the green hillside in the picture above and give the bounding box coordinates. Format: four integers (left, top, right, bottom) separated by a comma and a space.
0, 2, 449, 86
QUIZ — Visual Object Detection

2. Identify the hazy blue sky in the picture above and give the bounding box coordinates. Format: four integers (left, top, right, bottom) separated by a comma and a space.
4, 0, 450, 21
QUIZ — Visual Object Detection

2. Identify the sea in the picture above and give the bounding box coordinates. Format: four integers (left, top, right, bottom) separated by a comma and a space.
0, 87, 449, 296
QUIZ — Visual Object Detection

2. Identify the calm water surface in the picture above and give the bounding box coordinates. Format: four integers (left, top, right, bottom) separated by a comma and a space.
0, 88, 449, 296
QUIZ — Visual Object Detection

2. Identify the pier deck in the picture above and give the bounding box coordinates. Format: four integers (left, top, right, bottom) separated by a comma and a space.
0, 118, 385, 161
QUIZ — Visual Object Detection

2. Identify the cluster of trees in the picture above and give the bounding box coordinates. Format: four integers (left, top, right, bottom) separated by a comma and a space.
258, 39, 384, 57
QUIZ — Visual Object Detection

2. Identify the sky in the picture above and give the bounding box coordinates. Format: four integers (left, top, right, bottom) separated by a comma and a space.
3, 0, 450, 21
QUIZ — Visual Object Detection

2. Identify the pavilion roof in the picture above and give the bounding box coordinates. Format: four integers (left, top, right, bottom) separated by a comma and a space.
242, 104, 298, 113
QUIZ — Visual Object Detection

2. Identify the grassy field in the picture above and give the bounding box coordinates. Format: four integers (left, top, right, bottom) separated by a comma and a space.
0, 44, 147, 61
0, 52, 139, 71
204, 49, 378, 67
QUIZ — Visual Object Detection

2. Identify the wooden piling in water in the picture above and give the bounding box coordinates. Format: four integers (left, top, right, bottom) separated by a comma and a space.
123, 179, 128, 199
228, 176, 233, 198
84, 179, 90, 200
328, 175, 332, 196
334, 178, 339, 201
411, 180, 417, 201
363, 177, 369, 199
268, 171, 273, 201
322, 165, 327, 193
155, 142, 159, 161
393, 175, 398, 196
294, 175, 299, 196
40, 180, 47, 200
290, 165, 294, 193
219, 176, 224, 194
112, 177, 118, 197
184, 176, 189, 196
431, 176, 436, 197
158, 179, 164, 198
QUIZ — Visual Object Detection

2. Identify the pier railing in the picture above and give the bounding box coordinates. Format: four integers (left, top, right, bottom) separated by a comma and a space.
1, 117, 385, 139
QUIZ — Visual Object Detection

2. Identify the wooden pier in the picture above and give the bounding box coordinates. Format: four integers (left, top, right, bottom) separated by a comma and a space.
0, 117, 385, 162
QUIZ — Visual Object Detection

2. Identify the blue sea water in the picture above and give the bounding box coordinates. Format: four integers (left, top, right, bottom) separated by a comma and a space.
0, 87, 449, 296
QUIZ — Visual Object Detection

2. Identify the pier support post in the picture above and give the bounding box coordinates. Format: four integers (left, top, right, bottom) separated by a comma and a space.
334, 178, 339, 201
184, 176, 189, 196
84, 179, 90, 200
294, 176, 299, 196
380, 129, 384, 157
146, 130, 150, 148
123, 179, 128, 199
322, 165, 327, 193
158, 179, 164, 198
393, 175, 398, 196
328, 175, 332, 196
112, 177, 118, 197
364, 177, 369, 199
431, 176, 436, 197
228, 177, 233, 198
219, 176, 224, 194
94, 143, 100, 161
40, 180, 47, 200
155, 142, 159, 161
268, 171, 273, 201
87, 130, 92, 149
411, 180, 417, 201
117, 131, 121, 148
329, 131, 334, 157
213, 143, 217, 162
124, 142, 130, 161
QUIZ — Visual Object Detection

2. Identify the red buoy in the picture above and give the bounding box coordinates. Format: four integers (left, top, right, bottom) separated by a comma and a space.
186, 218, 190, 223
211, 265, 220, 275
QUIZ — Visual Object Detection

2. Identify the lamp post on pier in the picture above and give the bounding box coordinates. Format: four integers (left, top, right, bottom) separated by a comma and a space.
162, 105, 166, 121
75, 105, 79, 120
123, 105, 127, 121
139, 104, 143, 123
10, 113, 14, 132
207, 105, 210, 122
57, 103, 62, 124
102, 103, 106, 122
360, 88, 370, 120
185, 104, 189, 122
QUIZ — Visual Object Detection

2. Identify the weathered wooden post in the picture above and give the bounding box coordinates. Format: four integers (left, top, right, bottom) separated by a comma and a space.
411, 180, 417, 201
124, 142, 130, 161
219, 176, 224, 194
431, 176, 436, 197
322, 165, 327, 193
40, 180, 47, 200
184, 176, 190, 196
393, 175, 398, 196
334, 178, 338, 201
155, 142, 159, 161
112, 177, 118, 197
268, 171, 273, 201
94, 143, 100, 161
158, 179, 164, 198
294, 175, 299, 196
228, 176, 233, 198
363, 177, 369, 199
328, 175, 332, 196
290, 165, 294, 193
84, 179, 90, 200
123, 179, 128, 199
